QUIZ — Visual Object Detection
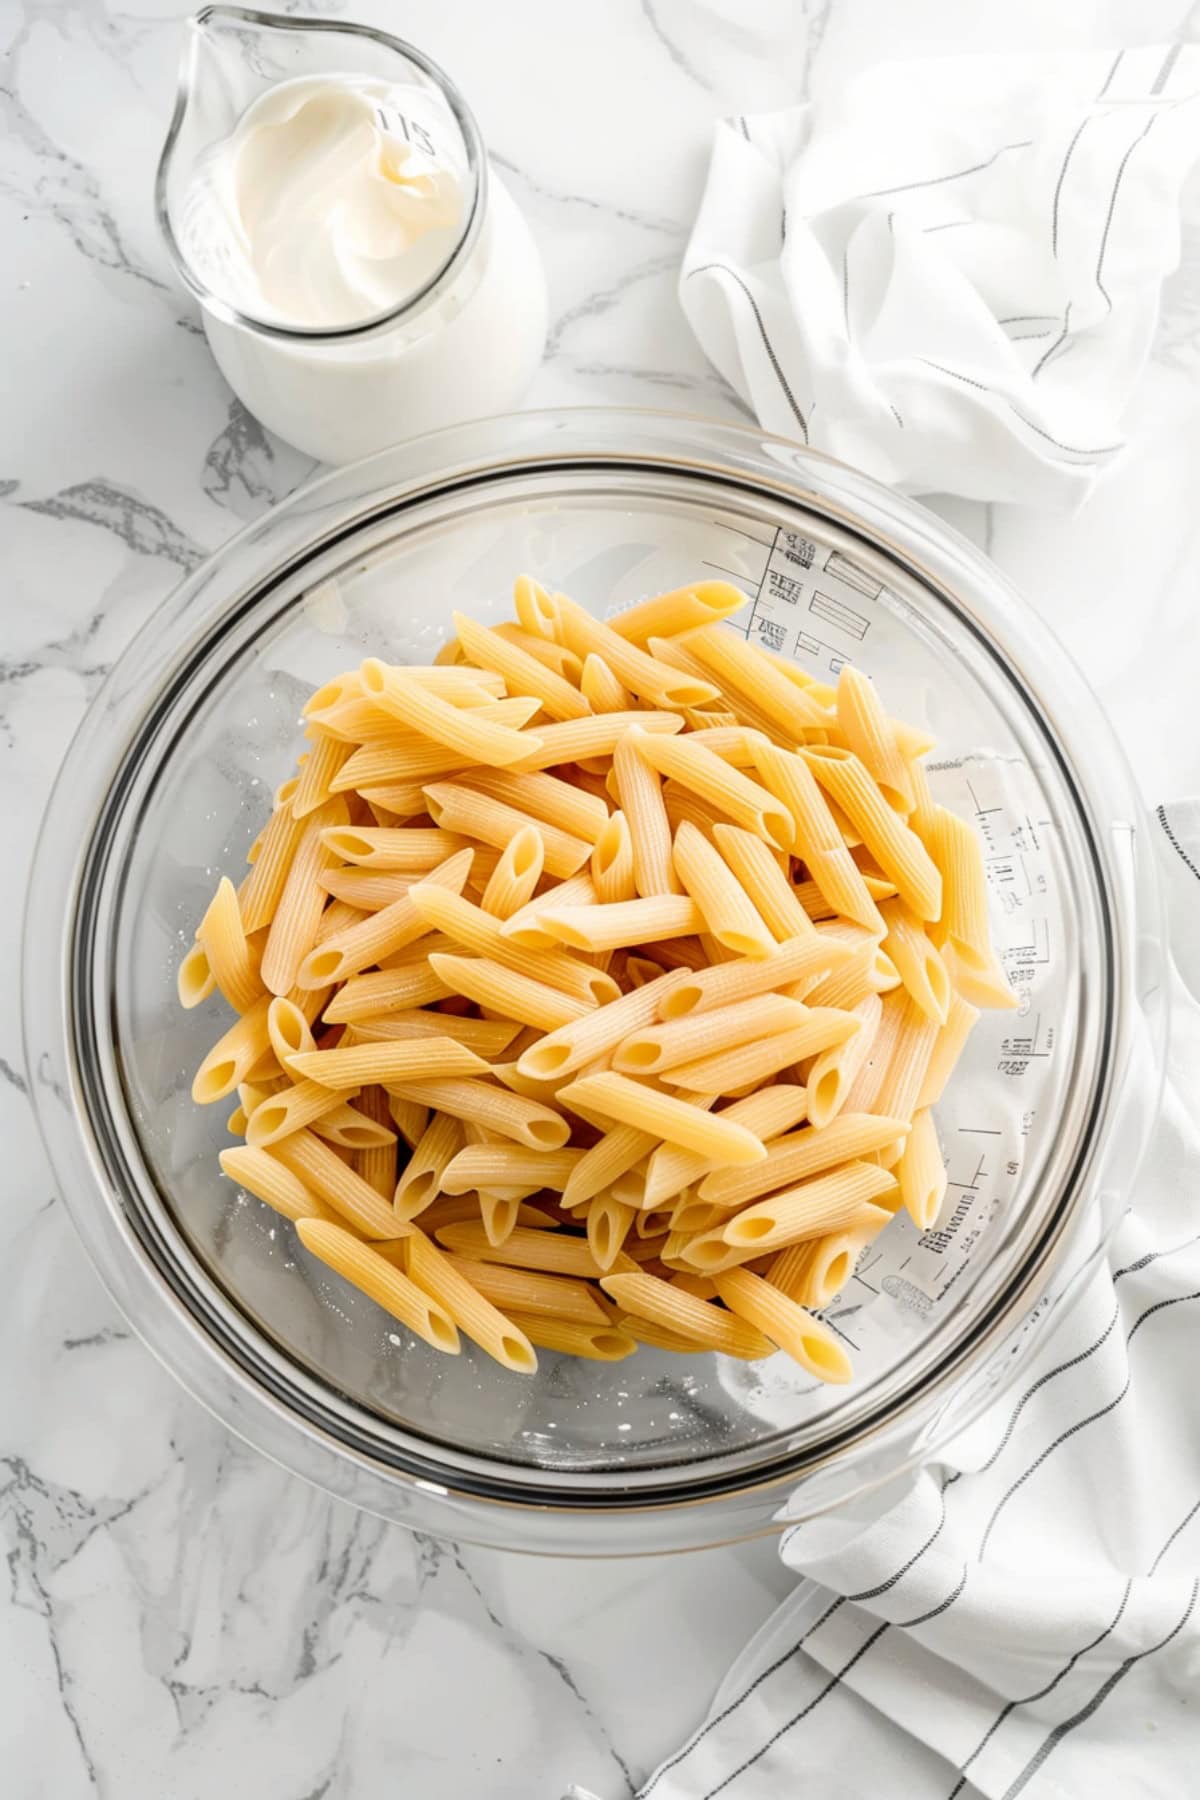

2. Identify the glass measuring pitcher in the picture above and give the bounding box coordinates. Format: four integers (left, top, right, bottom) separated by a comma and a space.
155, 6, 547, 463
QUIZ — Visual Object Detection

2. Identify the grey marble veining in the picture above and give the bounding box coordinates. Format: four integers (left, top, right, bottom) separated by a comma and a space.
6, 1, 1200, 1795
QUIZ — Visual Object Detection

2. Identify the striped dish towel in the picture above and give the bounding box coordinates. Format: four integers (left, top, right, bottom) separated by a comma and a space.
570, 804, 1200, 1798
680, 48, 1200, 507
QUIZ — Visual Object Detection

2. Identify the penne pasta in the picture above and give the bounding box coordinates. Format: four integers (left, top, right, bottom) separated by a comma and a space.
873, 994, 941, 1122
711, 1268, 852, 1382
444, 1255, 609, 1325
509, 1313, 637, 1361
272, 1130, 410, 1239
510, 711, 685, 772
916, 992, 980, 1109
428, 952, 592, 1032
711, 823, 816, 942
349, 1086, 399, 1198
751, 741, 882, 932
451, 609, 590, 720
536, 895, 704, 954
599, 1271, 774, 1358
393, 1110, 464, 1219
659, 933, 852, 1019
613, 726, 680, 897
679, 624, 829, 738
643, 1084, 810, 1209
177, 939, 216, 1010
219, 1144, 342, 1226
672, 821, 775, 957
480, 825, 545, 919
805, 993, 881, 1127
422, 782, 591, 880
591, 810, 636, 904
492, 620, 583, 682
440, 1145, 584, 1194
296, 1219, 459, 1352
289, 1039, 487, 1088
580, 652, 633, 712
197, 876, 263, 1013
607, 580, 747, 647
384, 1076, 570, 1149
880, 897, 951, 1023
698, 1111, 910, 1207
296, 849, 472, 988
615, 992, 811, 1076
435, 1221, 612, 1278
552, 590, 719, 709
260, 796, 349, 995
800, 747, 941, 921
406, 883, 619, 1004
717, 1161, 900, 1254
833, 664, 914, 812
632, 731, 795, 852
557, 1072, 767, 1165
897, 1107, 948, 1230
449, 765, 609, 844
245, 1077, 362, 1147
662, 1007, 861, 1094
359, 659, 540, 766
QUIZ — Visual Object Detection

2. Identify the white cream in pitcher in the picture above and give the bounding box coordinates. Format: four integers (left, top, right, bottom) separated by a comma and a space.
173, 71, 547, 462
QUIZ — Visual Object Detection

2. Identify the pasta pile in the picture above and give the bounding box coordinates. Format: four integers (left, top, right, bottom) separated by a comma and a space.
180, 576, 1014, 1383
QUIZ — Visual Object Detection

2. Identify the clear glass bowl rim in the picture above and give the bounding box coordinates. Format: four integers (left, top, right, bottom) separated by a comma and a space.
21, 407, 1160, 1552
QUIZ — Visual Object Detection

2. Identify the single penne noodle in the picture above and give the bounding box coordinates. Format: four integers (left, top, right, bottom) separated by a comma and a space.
659, 933, 853, 1019
599, 1271, 773, 1358
916, 992, 980, 1109
516, 966, 691, 1080
698, 1111, 910, 1206
296, 1218, 459, 1352
330, 707, 540, 788
720, 1160, 900, 1253
873, 994, 941, 1121
928, 806, 993, 969
312, 1097, 397, 1151
711, 1268, 852, 1382
580, 651, 633, 712
537, 895, 704, 954
492, 620, 583, 682
393, 1111, 464, 1218
359, 659, 540, 767
805, 993, 881, 1127
551, 590, 719, 708
509, 711, 685, 772
509, 1312, 637, 1361
293, 730, 355, 817
386, 1093, 430, 1148
246, 1077, 362, 1147
672, 821, 775, 957
557, 1072, 766, 1166
678, 624, 829, 737
452, 609, 590, 720
642, 1084, 809, 1207
943, 943, 1019, 1009
318, 868, 414, 911
405, 1231, 537, 1371
880, 897, 951, 1023
488, 1060, 576, 1103
834, 665, 914, 812
607, 580, 747, 647
561, 1123, 660, 1209
422, 782, 591, 879
805, 935, 898, 1010
345, 1011, 521, 1056
591, 810, 637, 904
897, 1108, 948, 1230
323, 964, 453, 1022
450, 765, 609, 844
406, 883, 618, 1004
497, 869, 598, 947
841, 986, 909, 1113
681, 727, 761, 767
751, 741, 882, 932
615, 992, 812, 1076
478, 1190, 522, 1247
198, 876, 263, 1012
289, 1039, 487, 1088
445, 1254, 610, 1325
586, 1194, 636, 1272
613, 726, 680, 897
219, 1144, 342, 1226
513, 573, 561, 641
238, 794, 307, 934
632, 732, 795, 852
318, 826, 469, 871
435, 1221, 611, 1278
800, 747, 941, 921
663, 1008, 860, 1094
349, 1086, 399, 1197
429, 952, 592, 1032
711, 824, 816, 942
266, 995, 317, 1072
769, 1216, 886, 1306
260, 796, 349, 995
272, 1130, 410, 1239
178, 939, 216, 1009
192, 994, 273, 1103
384, 1076, 570, 1149
662, 780, 722, 841
480, 825, 545, 919
440, 1145, 584, 1194
295, 848, 473, 988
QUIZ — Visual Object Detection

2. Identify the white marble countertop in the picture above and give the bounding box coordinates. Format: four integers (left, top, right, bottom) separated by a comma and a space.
6, 2, 1200, 1795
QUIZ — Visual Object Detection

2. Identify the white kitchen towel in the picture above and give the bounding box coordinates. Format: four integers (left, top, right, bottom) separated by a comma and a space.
680, 47, 1200, 507
569, 808, 1200, 1800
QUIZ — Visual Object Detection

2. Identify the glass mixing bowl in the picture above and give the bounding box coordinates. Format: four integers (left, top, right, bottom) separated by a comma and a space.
23, 410, 1164, 1553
